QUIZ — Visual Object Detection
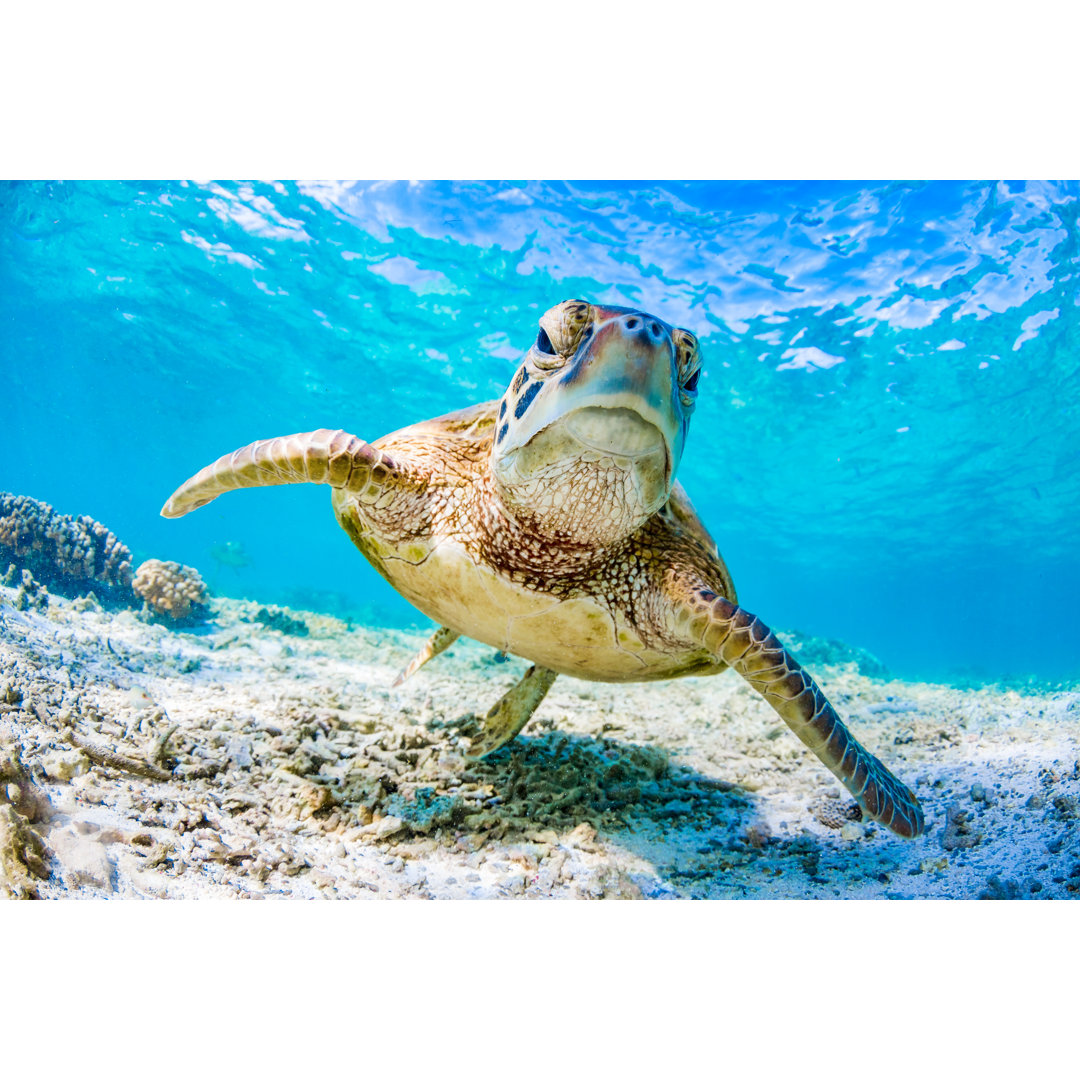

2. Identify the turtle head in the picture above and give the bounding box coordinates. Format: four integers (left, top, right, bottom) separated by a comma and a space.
491, 299, 701, 545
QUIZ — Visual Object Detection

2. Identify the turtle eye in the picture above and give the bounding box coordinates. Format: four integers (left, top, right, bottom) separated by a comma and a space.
536, 327, 557, 355
673, 327, 700, 388
537, 298, 592, 360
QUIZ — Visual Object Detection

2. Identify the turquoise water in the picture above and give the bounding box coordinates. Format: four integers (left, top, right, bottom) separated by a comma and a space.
1, 180, 1077, 685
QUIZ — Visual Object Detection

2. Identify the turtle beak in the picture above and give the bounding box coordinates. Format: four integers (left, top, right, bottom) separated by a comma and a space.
492, 305, 691, 543
555, 310, 686, 480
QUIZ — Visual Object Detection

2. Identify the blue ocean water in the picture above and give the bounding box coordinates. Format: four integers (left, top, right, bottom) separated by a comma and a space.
1, 180, 1077, 686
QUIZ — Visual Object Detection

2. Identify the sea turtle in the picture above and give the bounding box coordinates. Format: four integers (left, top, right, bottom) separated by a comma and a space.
162, 299, 924, 837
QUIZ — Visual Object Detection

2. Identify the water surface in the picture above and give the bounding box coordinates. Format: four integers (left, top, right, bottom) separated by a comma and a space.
2, 180, 1076, 684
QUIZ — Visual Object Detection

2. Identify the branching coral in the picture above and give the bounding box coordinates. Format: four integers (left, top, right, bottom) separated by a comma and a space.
0, 492, 216, 629
0, 492, 133, 599
132, 558, 209, 621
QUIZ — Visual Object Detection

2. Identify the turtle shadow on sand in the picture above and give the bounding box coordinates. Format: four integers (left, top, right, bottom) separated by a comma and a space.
364, 719, 902, 898
461, 728, 747, 827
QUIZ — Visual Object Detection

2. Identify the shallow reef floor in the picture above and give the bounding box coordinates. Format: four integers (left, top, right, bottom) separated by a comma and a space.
1, 583, 1078, 900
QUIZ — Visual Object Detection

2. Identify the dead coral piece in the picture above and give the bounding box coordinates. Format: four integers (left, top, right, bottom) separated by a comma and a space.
978, 874, 1023, 900
0, 805, 50, 898
65, 727, 174, 782
71, 591, 102, 613
942, 802, 981, 851
811, 794, 863, 830
254, 605, 309, 636
14, 568, 48, 613
48, 827, 114, 892
132, 558, 208, 622
1, 742, 50, 823
0, 491, 133, 600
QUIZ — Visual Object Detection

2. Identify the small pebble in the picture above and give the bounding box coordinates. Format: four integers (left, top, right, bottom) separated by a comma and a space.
373, 815, 406, 840
42, 748, 89, 781
226, 737, 254, 768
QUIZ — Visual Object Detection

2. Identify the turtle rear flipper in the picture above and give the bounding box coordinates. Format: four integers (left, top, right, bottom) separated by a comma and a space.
674, 588, 924, 838
161, 429, 410, 518
466, 664, 558, 759
393, 625, 460, 687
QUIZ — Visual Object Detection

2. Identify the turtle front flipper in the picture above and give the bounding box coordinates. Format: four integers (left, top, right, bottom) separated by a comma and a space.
393, 625, 460, 687
466, 664, 558, 759
673, 588, 924, 838
161, 429, 409, 518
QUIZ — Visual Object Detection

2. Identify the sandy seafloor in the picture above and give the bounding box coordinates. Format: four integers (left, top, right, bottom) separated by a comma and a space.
2, 581, 1078, 901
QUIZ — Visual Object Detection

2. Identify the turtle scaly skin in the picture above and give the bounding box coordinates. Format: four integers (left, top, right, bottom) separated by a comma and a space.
163, 300, 924, 838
